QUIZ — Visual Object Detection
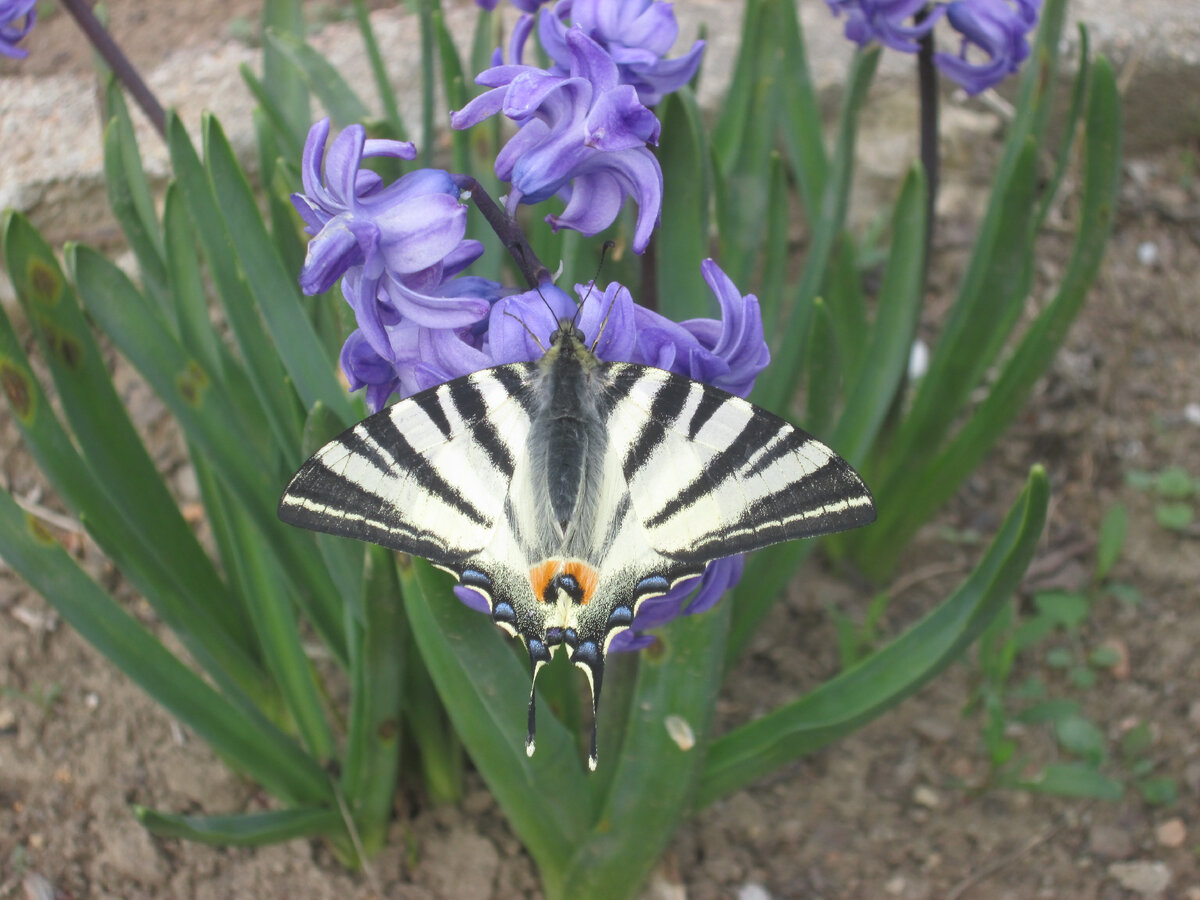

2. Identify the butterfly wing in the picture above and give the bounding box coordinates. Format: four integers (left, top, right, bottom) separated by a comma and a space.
279, 364, 538, 570
600, 362, 876, 567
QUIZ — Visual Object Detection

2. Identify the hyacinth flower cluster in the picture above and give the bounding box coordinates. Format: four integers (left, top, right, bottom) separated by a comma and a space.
825, 0, 1041, 94
291, 0, 762, 648
0, 0, 37, 58
452, 0, 703, 252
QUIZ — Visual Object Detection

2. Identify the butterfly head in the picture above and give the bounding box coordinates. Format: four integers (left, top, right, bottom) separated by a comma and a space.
547, 317, 588, 350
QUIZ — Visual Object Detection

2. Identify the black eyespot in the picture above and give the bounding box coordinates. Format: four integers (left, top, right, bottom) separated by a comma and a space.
545, 627, 564, 645
563, 627, 578, 648
461, 569, 493, 590
527, 637, 552, 664
492, 600, 516, 625
635, 575, 670, 597
573, 641, 600, 668
606, 606, 633, 630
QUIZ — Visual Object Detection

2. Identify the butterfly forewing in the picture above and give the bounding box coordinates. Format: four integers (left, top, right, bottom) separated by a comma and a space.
601, 363, 876, 566
279, 364, 538, 567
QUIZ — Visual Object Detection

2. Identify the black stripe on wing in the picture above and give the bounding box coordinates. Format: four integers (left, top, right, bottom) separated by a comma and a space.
279, 456, 469, 562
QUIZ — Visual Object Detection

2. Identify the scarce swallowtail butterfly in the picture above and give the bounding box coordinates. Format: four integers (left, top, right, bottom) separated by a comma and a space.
279, 318, 875, 769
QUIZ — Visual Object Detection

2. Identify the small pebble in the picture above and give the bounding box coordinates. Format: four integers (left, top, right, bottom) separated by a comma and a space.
0, 706, 16, 732
85, 691, 100, 710
912, 786, 940, 809
908, 339, 930, 380
1155, 818, 1186, 848
1184, 403, 1200, 426
664, 714, 695, 751
1108, 860, 1172, 896
1136, 241, 1159, 266
736, 883, 772, 900
910, 716, 955, 744
884, 875, 906, 895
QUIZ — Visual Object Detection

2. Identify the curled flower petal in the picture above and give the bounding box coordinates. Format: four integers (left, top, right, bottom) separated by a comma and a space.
825, 0, 942, 52
934, 0, 1040, 94
452, 27, 663, 253
539, 0, 705, 105
0, 0, 37, 59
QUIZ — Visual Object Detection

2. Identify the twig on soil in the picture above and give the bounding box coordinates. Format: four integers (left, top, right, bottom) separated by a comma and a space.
944, 816, 1072, 900
887, 561, 967, 599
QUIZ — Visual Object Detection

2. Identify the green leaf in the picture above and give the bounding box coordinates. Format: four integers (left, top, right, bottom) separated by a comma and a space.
1123, 469, 1156, 491
655, 88, 711, 321
753, 45, 880, 416
1135, 776, 1177, 806
1088, 645, 1122, 668
135, 806, 343, 845
260, 0, 310, 147
101, 83, 169, 313
1023, 763, 1123, 801
1120, 722, 1152, 759
1033, 591, 1090, 630
264, 29, 371, 129
875, 139, 1038, 483
1155, 466, 1194, 500
1154, 502, 1194, 531
557, 600, 730, 900
699, 466, 1050, 805
354, 0, 405, 139
1094, 502, 1127, 582
165, 113, 303, 455
202, 115, 356, 428
1014, 698, 1080, 725
0, 262, 268, 709
830, 164, 927, 466
0, 489, 331, 806
400, 557, 591, 874
804, 298, 838, 438
341, 545, 405, 855
0, 214, 252, 655
1044, 647, 1073, 668
1068, 666, 1096, 689
854, 58, 1122, 576
68, 243, 347, 659
776, 0, 828, 218
1011, 613, 1058, 652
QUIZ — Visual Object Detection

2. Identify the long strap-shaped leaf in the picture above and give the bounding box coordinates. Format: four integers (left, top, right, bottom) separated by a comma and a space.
554, 602, 730, 900
698, 465, 1049, 806
854, 57, 1121, 574
401, 558, 592, 872
68, 244, 348, 661
0, 489, 331, 806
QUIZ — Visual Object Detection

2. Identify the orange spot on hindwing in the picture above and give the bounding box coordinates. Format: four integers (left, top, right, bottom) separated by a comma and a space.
528, 558, 599, 606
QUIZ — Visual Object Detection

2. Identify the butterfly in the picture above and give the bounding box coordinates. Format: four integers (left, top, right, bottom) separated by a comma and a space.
279, 317, 875, 769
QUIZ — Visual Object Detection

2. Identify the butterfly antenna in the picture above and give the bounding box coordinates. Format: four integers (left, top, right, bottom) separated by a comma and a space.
504, 309, 548, 353
575, 240, 615, 331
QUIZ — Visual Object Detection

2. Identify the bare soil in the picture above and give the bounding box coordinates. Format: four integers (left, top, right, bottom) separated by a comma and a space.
2, 4, 1200, 900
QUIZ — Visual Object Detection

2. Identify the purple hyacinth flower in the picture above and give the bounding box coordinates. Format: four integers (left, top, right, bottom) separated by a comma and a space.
292, 119, 495, 360
824, 0, 943, 53
0, 0, 36, 58
451, 260, 769, 648
340, 271, 510, 413
935, 0, 1040, 94
538, 0, 706, 106
451, 28, 664, 254
475, 0, 551, 11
